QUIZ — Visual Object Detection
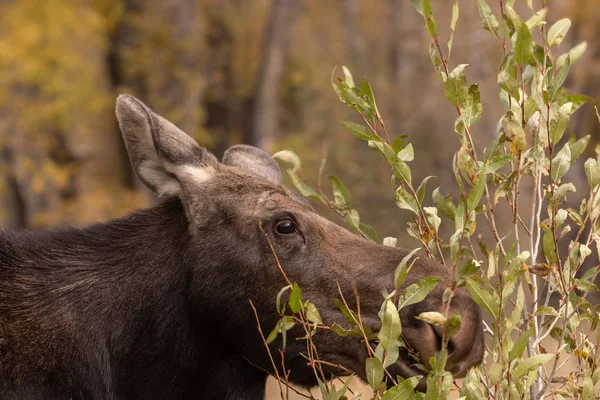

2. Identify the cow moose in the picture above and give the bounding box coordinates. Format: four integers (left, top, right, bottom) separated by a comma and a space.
0, 95, 484, 399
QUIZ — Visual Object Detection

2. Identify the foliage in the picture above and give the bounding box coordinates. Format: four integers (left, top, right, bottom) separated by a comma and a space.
265, 1, 600, 399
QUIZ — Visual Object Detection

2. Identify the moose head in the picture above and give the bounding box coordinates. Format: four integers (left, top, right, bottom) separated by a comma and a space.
116, 94, 484, 393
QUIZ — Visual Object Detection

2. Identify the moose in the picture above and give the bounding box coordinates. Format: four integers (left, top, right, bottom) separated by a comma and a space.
0, 95, 484, 399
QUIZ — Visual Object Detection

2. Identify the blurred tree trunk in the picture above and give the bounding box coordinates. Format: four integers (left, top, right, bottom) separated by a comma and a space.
250, 0, 304, 151
0, 119, 27, 229
341, 0, 363, 70
110, 0, 205, 195
386, 0, 407, 134
111, 0, 205, 134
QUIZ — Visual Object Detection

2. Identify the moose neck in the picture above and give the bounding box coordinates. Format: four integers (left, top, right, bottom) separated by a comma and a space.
1, 199, 269, 399
109, 199, 270, 399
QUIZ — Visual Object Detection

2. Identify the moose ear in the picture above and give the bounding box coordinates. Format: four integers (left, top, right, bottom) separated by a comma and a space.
115, 94, 218, 197
222, 145, 283, 185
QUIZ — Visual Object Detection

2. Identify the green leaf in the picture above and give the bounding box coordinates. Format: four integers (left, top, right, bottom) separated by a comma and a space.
466, 279, 499, 319
556, 41, 587, 69
382, 376, 422, 399
289, 283, 303, 313
447, 0, 459, 57
463, 84, 483, 126
329, 175, 352, 209
409, 0, 423, 16
525, 8, 547, 30
515, 23, 534, 65
582, 375, 594, 400
417, 176, 435, 204
431, 349, 448, 375
533, 43, 545, 67
477, 0, 500, 40
549, 102, 573, 145
415, 311, 446, 326
569, 134, 590, 163
266, 325, 280, 345
513, 354, 555, 379
535, 305, 558, 317
424, 207, 441, 232
398, 143, 415, 162
550, 182, 576, 203
398, 276, 442, 310
509, 283, 525, 329
449, 229, 462, 263
394, 248, 420, 289
506, 118, 526, 154
432, 188, 456, 220
341, 65, 355, 88
393, 160, 413, 186
333, 299, 359, 326
383, 237, 397, 247
457, 259, 480, 282
343, 209, 360, 233
460, 368, 485, 400
361, 78, 381, 118
273, 150, 301, 171
445, 313, 462, 337
584, 158, 600, 188
306, 302, 322, 324
391, 135, 408, 153
395, 186, 419, 215
549, 55, 570, 101
289, 173, 322, 200
445, 64, 469, 107
543, 228, 557, 265
365, 357, 384, 390
485, 154, 513, 173
550, 144, 571, 182
567, 207, 584, 227
567, 94, 593, 113
276, 316, 296, 348
378, 299, 402, 351
488, 363, 503, 386
371, 140, 397, 163
457, 145, 477, 183
360, 222, 378, 243
429, 42, 445, 80
498, 53, 520, 101
334, 78, 374, 114
340, 121, 380, 141
276, 285, 292, 314
467, 170, 486, 211
452, 151, 465, 192
547, 18, 571, 47
421, 0, 437, 38
509, 327, 534, 360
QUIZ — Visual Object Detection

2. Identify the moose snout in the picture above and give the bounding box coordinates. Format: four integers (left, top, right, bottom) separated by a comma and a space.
399, 292, 485, 382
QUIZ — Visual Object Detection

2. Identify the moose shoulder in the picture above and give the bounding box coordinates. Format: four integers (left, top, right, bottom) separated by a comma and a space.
0, 95, 484, 399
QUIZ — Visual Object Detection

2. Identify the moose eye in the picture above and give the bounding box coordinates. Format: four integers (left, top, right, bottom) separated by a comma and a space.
275, 220, 297, 235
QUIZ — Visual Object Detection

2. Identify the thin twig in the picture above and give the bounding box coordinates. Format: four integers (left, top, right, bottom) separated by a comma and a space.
249, 300, 287, 399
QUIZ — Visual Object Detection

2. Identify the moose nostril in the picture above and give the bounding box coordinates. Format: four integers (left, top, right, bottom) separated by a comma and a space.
450, 363, 462, 375
447, 338, 455, 354
430, 324, 443, 351
429, 324, 455, 354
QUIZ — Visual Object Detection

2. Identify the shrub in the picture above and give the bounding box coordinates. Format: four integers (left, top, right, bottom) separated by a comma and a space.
265, 1, 600, 398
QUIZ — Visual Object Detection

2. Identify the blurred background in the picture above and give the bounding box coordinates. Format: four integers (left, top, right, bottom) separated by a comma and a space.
1, 0, 599, 242
1, 0, 599, 398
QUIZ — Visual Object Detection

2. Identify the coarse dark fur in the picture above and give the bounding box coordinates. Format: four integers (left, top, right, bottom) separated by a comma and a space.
0, 95, 484, 399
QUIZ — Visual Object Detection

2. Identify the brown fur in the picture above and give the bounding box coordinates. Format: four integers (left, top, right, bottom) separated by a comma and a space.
0, 95, 484, 399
